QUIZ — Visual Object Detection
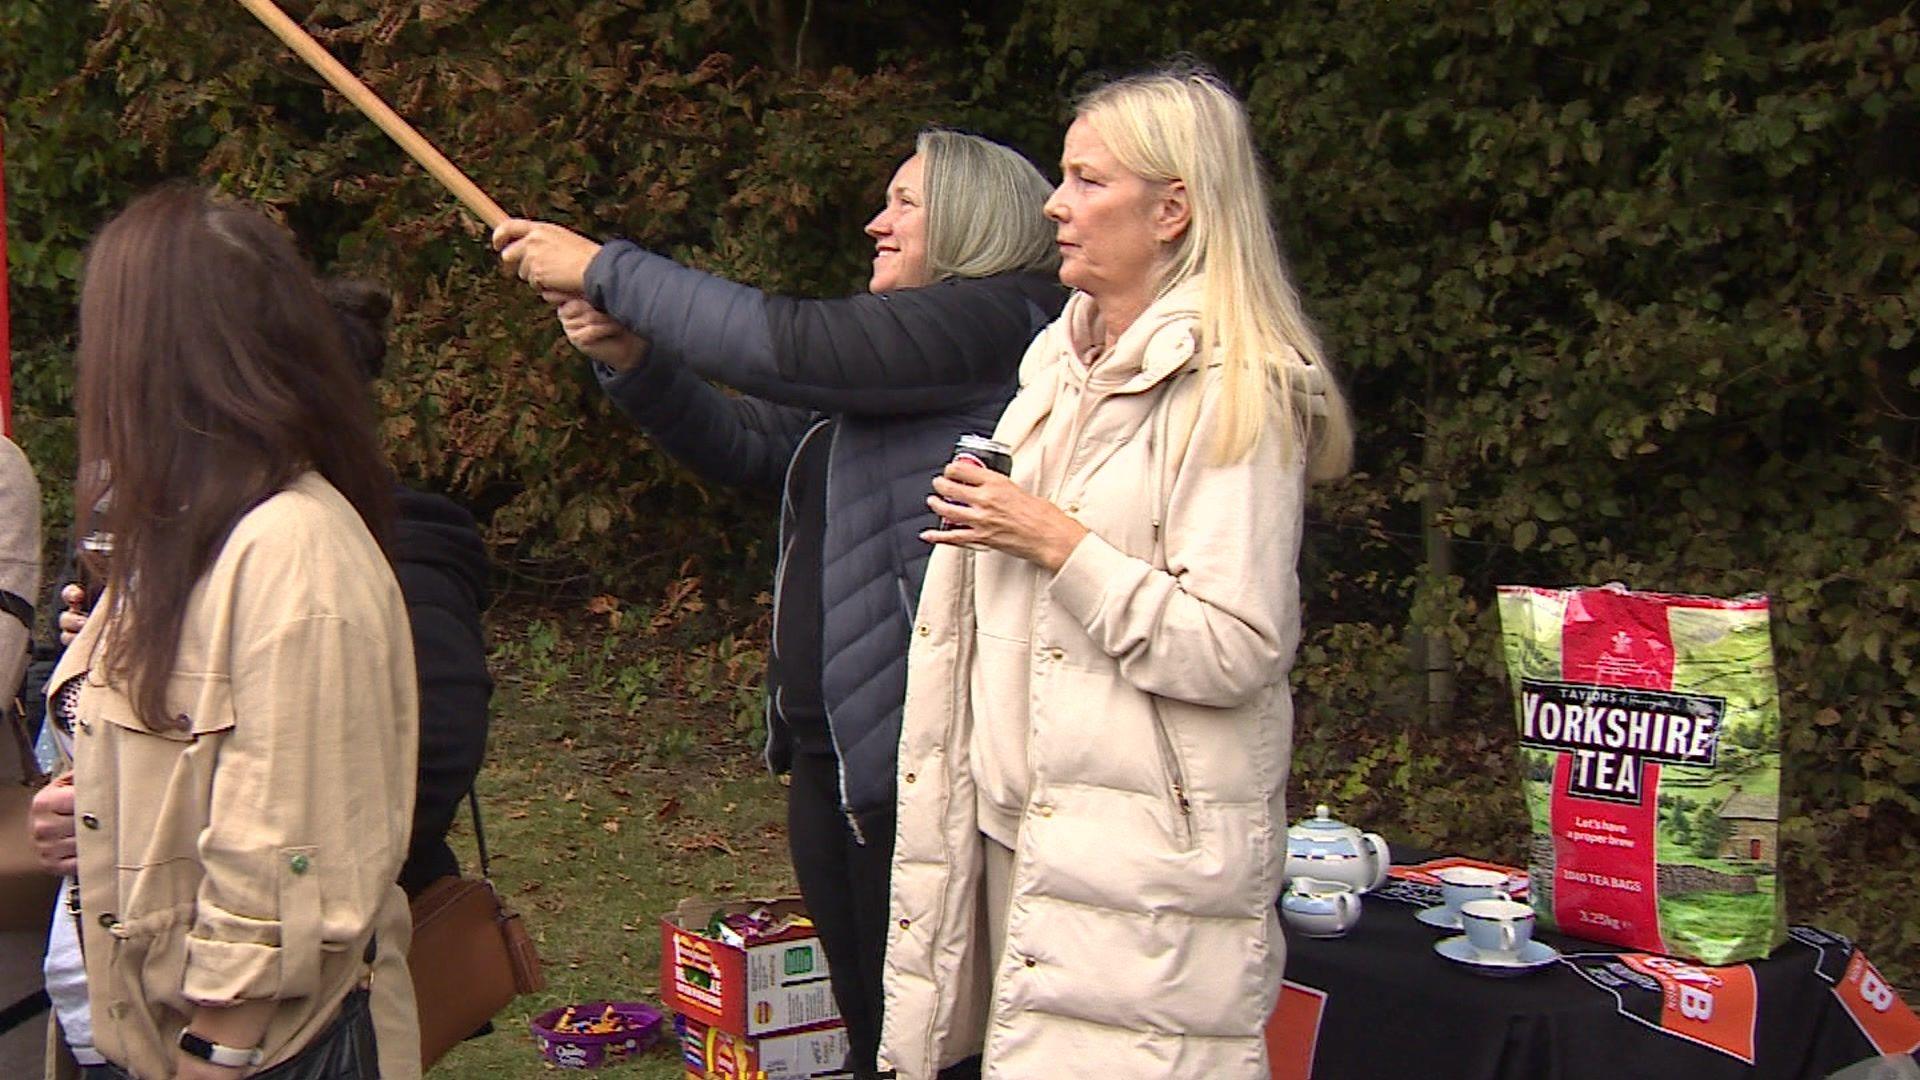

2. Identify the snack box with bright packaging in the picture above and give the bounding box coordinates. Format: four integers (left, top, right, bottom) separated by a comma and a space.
661, 896, 841, 1038
676, 1013, 853, 1080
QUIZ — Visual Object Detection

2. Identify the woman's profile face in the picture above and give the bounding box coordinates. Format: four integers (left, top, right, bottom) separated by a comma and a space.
864, 153, 932, 293
1044, 117, 1171, 302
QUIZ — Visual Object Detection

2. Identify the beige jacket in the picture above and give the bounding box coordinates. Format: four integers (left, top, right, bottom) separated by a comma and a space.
2, 437, 48, 1078
1, 436, 36, 703
882, 283, 1323, 1079
47, 473, 420, 1079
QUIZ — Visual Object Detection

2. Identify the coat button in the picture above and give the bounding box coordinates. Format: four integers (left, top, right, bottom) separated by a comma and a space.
80, 814, 100, 830
903, 772, 917, 784
1048, 647, 1065, 661
97, 913, 118, 929
1066, 503, 1080, 514
898, 918, 911, 930
916, 624, 930, 637
173, 713, 191, 731
76, 717, 91, 734
289, 853, 311, 874
1034, 804, 1053, 818
1024, 957, 1038, 968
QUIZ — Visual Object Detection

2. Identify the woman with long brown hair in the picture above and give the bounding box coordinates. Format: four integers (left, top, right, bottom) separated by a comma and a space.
39, 186, 419, 1079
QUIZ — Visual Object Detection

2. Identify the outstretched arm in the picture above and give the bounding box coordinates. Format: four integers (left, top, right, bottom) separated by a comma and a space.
545, 295, 812, 492
582, 241, 1039, 416
496, 218, 1043, 415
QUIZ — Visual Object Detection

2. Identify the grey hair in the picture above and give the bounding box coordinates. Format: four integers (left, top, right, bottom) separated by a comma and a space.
917, 129, 1060, 281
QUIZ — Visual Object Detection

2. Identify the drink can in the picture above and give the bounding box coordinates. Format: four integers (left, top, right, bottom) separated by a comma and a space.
941, 434, 1012, 528
951, 434, 1012, 476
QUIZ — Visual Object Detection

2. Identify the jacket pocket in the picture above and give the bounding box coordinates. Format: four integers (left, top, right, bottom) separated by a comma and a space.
89, 670, 236, 740
1148, 700, 1194, 849
167, 670, 236, 737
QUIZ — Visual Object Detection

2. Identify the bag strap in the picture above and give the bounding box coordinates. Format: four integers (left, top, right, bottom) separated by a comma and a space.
466, 786, 494, 882
3, 589, 46, 785
4, 709, 42, 786
462, 784, 545, 994
0, 589, 30, 635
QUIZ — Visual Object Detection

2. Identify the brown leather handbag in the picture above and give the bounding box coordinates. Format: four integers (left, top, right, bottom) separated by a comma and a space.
408, 789, 545, 1070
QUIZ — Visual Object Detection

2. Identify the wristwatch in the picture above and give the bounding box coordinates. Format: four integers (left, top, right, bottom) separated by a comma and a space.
177, 1028, 265, 1069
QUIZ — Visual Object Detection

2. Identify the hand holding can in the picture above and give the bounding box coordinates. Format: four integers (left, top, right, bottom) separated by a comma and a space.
939, 434, 1012, 528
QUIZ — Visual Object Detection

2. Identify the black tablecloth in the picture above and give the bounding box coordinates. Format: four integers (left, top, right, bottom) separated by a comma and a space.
1275, 857, 1916, 1079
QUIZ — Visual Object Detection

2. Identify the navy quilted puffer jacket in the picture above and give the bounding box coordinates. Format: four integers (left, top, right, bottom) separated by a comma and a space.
583, 242, 1064, 832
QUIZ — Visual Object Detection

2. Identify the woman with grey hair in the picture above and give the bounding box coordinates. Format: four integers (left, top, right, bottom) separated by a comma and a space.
494, 128, 1063, 1079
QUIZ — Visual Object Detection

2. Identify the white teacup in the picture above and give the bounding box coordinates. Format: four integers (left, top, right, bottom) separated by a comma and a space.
1434, 866, 1511, 916
1460, 896, 1535, 960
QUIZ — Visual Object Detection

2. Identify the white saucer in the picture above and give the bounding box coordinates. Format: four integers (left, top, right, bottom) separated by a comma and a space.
1433, 935, 1560, 977
1415, 905, 1462, 931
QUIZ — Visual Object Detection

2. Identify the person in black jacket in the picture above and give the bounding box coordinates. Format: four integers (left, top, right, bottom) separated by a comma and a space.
320, 278, 495, 897
494, 129, 1063, 1079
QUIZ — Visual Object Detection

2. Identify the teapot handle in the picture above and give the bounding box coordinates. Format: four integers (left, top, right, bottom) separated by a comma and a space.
1362, 832, 1391, 891
1334, 888, 1360, 927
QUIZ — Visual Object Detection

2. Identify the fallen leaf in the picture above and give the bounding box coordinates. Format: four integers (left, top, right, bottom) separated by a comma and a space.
668, 830, 736, 856
602, 818, 621, 834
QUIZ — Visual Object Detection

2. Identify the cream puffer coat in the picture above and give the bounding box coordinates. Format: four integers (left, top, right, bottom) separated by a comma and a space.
881, 282, 1323, 1079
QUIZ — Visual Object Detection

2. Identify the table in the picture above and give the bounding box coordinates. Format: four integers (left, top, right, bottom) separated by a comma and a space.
1267, 855, 1920, 1079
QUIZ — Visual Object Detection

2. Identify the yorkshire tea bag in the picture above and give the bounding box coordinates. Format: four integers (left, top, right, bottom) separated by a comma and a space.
1497, 584, 1787, 964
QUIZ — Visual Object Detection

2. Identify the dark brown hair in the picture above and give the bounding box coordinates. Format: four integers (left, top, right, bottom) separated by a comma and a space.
75, 186, 394, 729
319, 276, 393, 379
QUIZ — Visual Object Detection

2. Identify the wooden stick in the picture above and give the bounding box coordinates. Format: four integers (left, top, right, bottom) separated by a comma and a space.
234, 0, 508, 229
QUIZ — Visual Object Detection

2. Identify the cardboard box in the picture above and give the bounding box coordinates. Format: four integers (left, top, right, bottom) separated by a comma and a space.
677, 1014, 853, 1080
662, 896, 840, 1037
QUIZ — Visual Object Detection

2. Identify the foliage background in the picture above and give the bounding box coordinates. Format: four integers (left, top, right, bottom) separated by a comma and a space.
3, 0, 1915, 991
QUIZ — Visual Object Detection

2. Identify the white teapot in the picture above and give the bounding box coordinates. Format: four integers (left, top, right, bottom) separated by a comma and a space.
1283, 804, 1391, 893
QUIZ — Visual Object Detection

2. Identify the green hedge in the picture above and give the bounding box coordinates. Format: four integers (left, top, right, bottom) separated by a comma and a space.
4, 0, 1915, 983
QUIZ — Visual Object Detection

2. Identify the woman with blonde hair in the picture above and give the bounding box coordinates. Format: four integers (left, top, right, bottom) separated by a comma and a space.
494, 128, 1064, 1079
882, 68, 1353, 1079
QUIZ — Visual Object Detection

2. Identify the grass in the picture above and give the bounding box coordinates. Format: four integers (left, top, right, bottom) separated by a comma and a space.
431, 597, 792, 1078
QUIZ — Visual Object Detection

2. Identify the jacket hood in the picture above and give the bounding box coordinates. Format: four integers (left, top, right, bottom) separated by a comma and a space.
1022, 277, 1338, 419
392, 486, 491, 609
1022, 277, 1207, 394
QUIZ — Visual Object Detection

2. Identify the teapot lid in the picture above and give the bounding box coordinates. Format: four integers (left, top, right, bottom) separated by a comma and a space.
1296, 804, 1352, 833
